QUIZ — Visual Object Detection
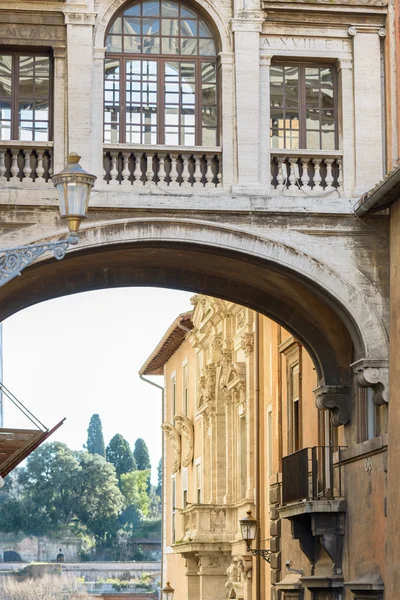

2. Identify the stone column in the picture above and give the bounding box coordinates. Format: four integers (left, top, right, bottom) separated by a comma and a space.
218, 52, 235, 192
241, 332, 255, 499
231, 16, 264, 194
351, 28, 385, 194
224, 393, 234, 504
198, 553, 231, 600
65, 13, 96, 168
259, 54, 272, 192
186, 555, 200, 600
53, 47, 67, 173
336, 57, 355, 198
386, 199, 400, 599
91, 47, 107, 181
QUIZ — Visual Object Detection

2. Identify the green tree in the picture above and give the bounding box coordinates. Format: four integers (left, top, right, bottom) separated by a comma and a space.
86, 414, 106, 457
0, 442, 123, 541
156, 458, 162, 496
133, 438, 151, 471
119, 470, 151, 529
106, 434, 136, 478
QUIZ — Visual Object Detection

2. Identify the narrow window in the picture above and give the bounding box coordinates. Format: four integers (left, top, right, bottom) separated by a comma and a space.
171, 374, 176, 419
182, 467, 188, 507
183, 361, 188, 415
267, 405, 273, 480
291, 362, 300, 452
0, 52, 51, 141
270, 63, 336, 150
358, 387, 377, 442
171, 476, 176, 543
195, 460, 201, 503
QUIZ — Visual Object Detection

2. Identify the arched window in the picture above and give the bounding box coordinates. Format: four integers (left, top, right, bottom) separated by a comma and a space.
104, 0, 219, 147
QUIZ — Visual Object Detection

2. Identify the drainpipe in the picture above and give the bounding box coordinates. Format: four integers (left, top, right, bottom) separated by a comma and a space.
254, 313, 261, 600
140, 374, 165, 591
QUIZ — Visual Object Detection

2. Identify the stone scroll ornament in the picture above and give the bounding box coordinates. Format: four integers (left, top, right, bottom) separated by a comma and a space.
161, 422, 181, 473
174, 414, 194, 467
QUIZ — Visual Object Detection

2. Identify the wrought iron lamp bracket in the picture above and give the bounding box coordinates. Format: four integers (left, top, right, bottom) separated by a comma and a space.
0, 234, 79, 287
248, 548, 272, 563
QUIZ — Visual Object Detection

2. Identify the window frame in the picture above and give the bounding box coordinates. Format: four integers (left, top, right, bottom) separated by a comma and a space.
0, 49, 53, 142
270, 60, 338, 151
171, 474, 176, 544
170, 372, 176, 420
182, 359, 188, 415
103, 0, 220, 146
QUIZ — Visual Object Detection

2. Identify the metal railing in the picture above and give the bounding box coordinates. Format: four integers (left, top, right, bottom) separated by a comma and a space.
281, 446, 345, 505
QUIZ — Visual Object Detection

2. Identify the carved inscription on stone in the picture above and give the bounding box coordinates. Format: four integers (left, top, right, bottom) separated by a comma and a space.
0, 25, 65, 41
261, 37, 351, 52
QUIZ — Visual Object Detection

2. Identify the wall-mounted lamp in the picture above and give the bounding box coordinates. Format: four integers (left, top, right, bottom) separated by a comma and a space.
161, 581, 175, 600
239, 510, 271, 563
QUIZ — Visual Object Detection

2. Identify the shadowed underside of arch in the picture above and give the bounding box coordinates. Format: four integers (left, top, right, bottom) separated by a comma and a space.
0, 237, 365, 390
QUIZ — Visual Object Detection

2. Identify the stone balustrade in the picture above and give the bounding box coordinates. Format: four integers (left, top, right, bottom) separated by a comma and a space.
179, 504, 237, 544
103, 144, 222, 189
0, 142, 53, 184
271, 150, 343, 195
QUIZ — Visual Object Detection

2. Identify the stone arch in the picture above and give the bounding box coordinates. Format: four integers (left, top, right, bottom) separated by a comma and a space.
0, 217, 389, 422
94, 0, 231, 54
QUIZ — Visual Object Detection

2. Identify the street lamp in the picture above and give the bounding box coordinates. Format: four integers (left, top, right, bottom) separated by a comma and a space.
161, 582, 175, 600
239, 510, 271, 563
0, 153, 96, 287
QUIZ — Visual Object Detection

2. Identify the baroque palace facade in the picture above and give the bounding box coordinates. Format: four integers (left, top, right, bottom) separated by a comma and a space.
140, 295, 386, 600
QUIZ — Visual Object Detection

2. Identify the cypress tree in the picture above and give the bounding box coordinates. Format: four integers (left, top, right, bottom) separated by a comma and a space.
106, 434, 136, 478
86, 414, 105, 457
133, 438, 151, 471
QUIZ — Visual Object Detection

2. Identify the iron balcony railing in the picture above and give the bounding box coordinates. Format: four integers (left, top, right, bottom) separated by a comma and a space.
281, 446, 345, 505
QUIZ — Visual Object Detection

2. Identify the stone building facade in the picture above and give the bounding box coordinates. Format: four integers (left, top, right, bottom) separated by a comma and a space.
140, 295, 386, 600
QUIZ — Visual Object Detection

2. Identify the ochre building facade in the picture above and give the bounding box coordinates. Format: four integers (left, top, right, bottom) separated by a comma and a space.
140, 295, 386, 600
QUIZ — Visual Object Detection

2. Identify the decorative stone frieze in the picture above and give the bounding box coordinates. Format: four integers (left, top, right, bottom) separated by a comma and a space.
352, 358, 389, 405
240, 333, 254, 356
174, 414, 194, 467
161, 422, 181, 473
314, 384, 352, 426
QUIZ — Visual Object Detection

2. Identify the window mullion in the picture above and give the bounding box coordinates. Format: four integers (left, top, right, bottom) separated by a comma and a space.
13, 53, 18, 141
159, 58, 164, 145
299, 65, 306, 150
121, 57, 126, 144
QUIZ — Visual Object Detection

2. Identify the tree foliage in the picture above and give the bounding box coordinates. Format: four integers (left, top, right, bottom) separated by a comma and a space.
156, 458, 162, 497
133, 438, 151, 471
106, 434, 136, 478
86, 413, 106, 457
0, 574, 90, 600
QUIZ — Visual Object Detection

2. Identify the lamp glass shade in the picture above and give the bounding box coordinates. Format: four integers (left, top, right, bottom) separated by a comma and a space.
239, 510, 257, 545
162, 582, 175, 600
56, 180, 91, 218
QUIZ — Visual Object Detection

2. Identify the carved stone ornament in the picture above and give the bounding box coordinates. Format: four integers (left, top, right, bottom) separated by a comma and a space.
197, 363, 216, 408
237, 555, 253, 579
352, 358, 389, 405
348, 26, 357, 36
161, 422, 181, 473
314, 384, 351, 426
240, 333, 254, 356
174, 414, 194, 467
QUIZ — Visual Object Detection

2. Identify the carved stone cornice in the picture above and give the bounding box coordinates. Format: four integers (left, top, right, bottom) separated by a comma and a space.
161, 422, 181, 473
174, 414, 194, 467
240, 333, 254, 356
352, 358, 389, 405
314, 385, 351, 426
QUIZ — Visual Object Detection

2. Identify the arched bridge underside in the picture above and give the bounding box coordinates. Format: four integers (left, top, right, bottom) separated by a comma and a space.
0, 218, 389, 425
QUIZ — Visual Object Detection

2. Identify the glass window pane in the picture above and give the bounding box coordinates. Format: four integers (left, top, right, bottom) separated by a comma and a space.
109, 17, 122, 33
0, 56, 12, 99
202, 127, 216, 145
202, 83, 216, 105
182, 63, 195, 81
0, 123, 11, 141
321, 87, 334, 109
182, 106, 195, 125
321, 111, 335, 131
284, 65, 298, 86
306, 130, 320, 148
202, 62, 215, 83
162, 37, 179, 54
124, 17, 141, 34
321, 130, 335, 150
165, 62, 179, 78
35, 105, 49, 121
202, 106, 216, 127
161, 1, 179, 16
142, 18, 160, 34
143, 36, 160, 53
126, 125, 141, 143
165, 106, 179, 125
106, 59, 120, 79
180, 19, 197, 36
199, 21, 212, 37
181, 39, 197, 55
35, 56, 49, 78
165, 128, 179, 144
125, 4, 141, 16
33, 123, 48, 142
162, 19, 179, 36
182, 126, 195, 145
19, 123, 33, 141
106, 35, 122, 52
305, 87, 320, 108
306, 109, 320, 128
270, 86, 284, 108
124, 36, 141, 52
142, 1, 159, 16
0, 100, 11, 120
199, 38, 216, 56
181, 6, 197, 17
270, 65, 284, 86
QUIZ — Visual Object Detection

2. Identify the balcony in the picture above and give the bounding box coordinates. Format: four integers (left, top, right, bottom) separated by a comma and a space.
278, 447, 346, 575
270, 150, 343, 196
103, 144, 222, 191
0, 142, 53, 185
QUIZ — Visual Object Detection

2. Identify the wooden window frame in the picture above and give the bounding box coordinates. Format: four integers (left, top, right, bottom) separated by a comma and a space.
278, 336, 302, 455
270, 60, 338, 151
0, 49, 53, 142
104, 0, 220, 146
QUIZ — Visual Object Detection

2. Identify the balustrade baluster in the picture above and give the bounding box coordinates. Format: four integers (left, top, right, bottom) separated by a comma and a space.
325, 159, 334, 191
205, 155, 215, 188
313, 159, 322, 193
337, 159, 343, 192
288, 157, 298, 192
110, 152, 119, 184
133, 153, 143, 187
145, 154, 153, 185
301, 158, 311, 192
10, 150, 20, 182
23, 150, 32, 182
158, 155, 166, 185
122, 152, 131, 185
0, 151, 6, 182
193, 155, 202, 188
276, 157, 285, 192
181, 155, 190, 187
36, 151, 44, 180
169, 154, 178, 187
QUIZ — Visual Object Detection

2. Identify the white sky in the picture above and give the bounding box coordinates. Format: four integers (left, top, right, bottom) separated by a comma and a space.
2, 288, 193, 484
